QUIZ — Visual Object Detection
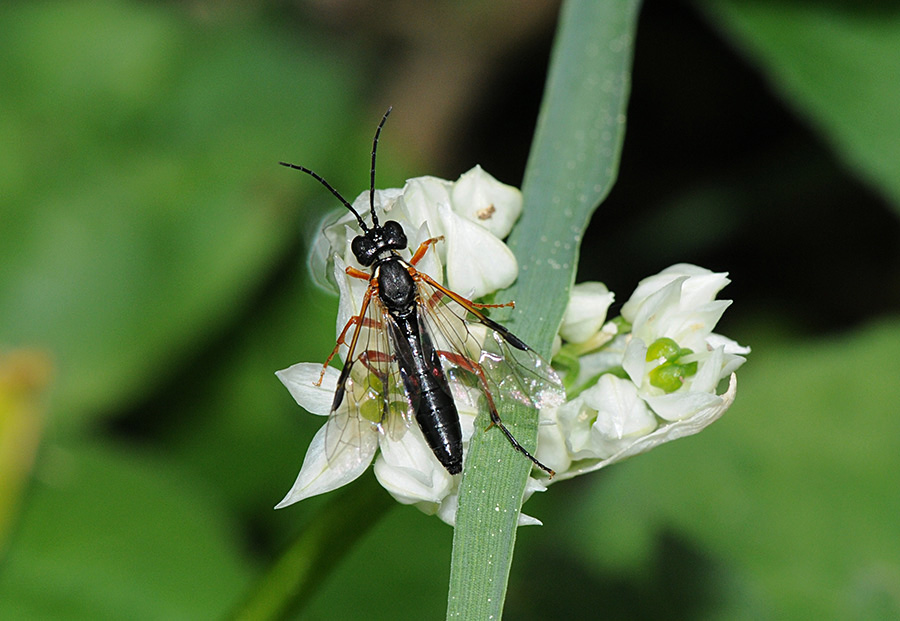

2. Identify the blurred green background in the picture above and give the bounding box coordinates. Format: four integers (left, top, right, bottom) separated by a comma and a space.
2, 1, 899, 619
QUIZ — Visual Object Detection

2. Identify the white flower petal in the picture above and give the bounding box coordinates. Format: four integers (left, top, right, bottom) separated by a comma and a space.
551, 334, 563, 357
584, 375, 658, 457
720, 352, 748, 378
349, 188, 404, 225
644, 390, 723, 422
535, 407, 573, 475
517, 513, 544, 527
396, 176, 452, 236
559, 282, 615, 344
626, 275, 732, 352
706, 333, 752, 356
450, 165, 522, 238
275, 418, 378, 507
458, 410, 478, 444
571, 333, 628, 387
686, 346, 725, 394
374, 426, 456, 505
432, 491, 459, 526
628, 276, 689, 341
621, 264, 727, 321
622, 337, 649, 387
680, 271, 731, 309
555, 397, 595, 457
275, 363, 339, 416
663, 300, 732, 351
307, 210, 354, 294
517, 477, 547, 527
438, 203, 517, 299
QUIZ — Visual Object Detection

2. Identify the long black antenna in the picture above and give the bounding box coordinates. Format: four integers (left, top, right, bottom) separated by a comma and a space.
280, 107, 394, 233
368, 106, 392, 229
279, 161, 369, 232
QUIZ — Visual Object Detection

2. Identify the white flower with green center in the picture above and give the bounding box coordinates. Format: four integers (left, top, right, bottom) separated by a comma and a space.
536, 265, 748, 481
621, 264, 749, 420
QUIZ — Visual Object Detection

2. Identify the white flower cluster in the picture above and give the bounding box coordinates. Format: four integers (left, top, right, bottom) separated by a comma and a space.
275, 168, 749, 526
536, 266, 749, 481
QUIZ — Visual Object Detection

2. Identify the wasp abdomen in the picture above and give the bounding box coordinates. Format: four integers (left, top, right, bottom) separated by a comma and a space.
389, 307, 464, 475
416, 383, 463, 474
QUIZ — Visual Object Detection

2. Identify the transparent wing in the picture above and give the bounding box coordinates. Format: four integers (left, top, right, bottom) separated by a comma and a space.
324, 286, 415, 469
414, 275, 566, 416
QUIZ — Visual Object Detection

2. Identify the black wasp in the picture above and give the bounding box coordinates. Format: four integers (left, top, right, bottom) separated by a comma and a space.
281, 108, 564, 477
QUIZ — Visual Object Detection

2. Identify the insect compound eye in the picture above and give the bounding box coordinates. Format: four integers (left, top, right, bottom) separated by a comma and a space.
351, 235, 377, 266
382, 220, 407, 250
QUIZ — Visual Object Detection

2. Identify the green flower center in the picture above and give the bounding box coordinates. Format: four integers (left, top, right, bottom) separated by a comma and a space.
646, 337, 697, 393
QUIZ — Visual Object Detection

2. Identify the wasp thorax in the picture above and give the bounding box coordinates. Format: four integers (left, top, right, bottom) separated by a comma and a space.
351, 220, 408, 266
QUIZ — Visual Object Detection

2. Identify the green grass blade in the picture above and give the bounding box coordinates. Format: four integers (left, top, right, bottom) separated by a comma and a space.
447, 1, 641, 619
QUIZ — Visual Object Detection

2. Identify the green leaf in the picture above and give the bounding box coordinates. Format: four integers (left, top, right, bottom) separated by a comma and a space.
448, 1, 641, 618
0, 440, 250, 619
698, 0, 900, 218
0, 1, 362, 432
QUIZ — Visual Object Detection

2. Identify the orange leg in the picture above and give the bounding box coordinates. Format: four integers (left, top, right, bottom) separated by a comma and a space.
316, 282, 382, 386
438, 349, 554, 477
409, 236, 444, 265
357, 349, 392, 377
420, 284, 513, 310
408, 254, 515, 312
345, 266, 370, 280
471, 300, 515, 309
